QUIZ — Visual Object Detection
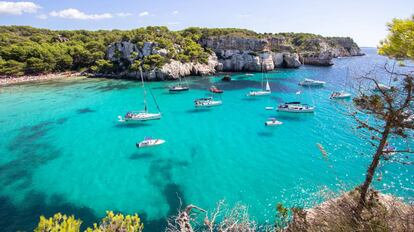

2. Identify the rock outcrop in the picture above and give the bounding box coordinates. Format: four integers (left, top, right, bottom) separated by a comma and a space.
107, 41, 139, 63
201, 37, 303, 71
106, 41, 218, 80
201, 35, 362, 71
104, 33, 362, 80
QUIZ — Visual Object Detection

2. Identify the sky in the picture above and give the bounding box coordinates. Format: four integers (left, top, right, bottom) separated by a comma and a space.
0, 0, 413, 47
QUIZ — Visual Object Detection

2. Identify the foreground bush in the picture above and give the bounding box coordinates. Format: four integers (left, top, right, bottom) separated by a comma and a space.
34, 211, 143, 232
34, 213, 82, 232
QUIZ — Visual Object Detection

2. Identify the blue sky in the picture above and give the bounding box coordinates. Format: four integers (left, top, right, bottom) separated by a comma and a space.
0, 0, 413, 46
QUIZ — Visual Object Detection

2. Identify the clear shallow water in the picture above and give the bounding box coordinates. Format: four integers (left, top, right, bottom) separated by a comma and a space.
0, 48, 413, 231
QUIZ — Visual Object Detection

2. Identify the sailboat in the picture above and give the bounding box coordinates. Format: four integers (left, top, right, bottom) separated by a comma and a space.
169, 75, 189, 92
331, 68, 351, 100
247, 64, 271, 96
118, 69, 161, 122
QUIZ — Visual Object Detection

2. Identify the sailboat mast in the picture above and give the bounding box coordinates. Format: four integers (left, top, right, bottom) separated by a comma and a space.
140, 68, 148, 112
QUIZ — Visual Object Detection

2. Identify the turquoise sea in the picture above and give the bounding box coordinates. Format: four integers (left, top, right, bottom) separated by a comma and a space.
0, 48, 413, 231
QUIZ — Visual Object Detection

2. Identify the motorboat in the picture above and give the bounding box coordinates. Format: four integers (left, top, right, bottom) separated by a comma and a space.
330, 91, 351, 99
265, 118, 283, 126
118, 68, 162, 122
374, 83, 392, 92
299, 78, 326, 87
194, 97, 222, 108
265, 106, 274, 110
169, 84, 189, 92
245, 73, 254, 76
277, 102, 315, 113
136, 137, 165, 148
210, 85, 224, 94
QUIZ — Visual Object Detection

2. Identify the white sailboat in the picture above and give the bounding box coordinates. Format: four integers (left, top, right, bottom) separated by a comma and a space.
118, 69, 161, 122
169, 75, 189, 92
248, 76, 271, 96
331, 68, 352, 100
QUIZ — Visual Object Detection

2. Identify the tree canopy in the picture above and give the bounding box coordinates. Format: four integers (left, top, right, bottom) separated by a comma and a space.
378, 15, 414, 60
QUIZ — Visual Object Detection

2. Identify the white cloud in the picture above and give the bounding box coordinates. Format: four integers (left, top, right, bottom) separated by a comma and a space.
49, 8, 112, 20
116, 12, 132, 17
139, 11, 149, 17
36, 14, 47, 19
0, 1, 40, 15
172, 10, 178, 15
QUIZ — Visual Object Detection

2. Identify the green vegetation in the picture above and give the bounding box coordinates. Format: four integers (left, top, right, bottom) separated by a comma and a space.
34, 213, 82, 232
35, 211, 143, 232
378, 15, 414, 59
0, 26, 358, 77
0, 26, 212, 77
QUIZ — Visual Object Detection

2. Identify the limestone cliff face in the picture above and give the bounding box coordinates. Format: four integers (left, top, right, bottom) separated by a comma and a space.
201, 36, 362, 69
106, 41, 218, 80
104, 34, 362, 80
201, 36, 302, 70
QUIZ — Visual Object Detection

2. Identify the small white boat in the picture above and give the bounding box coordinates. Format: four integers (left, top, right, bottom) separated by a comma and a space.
194, 97, 222, 108
119, 68, 162, 122
248, 90, 271, 96
169, 84, 189, 92
265, 118, 283, 126
374, 83, 392, 92
118, 112, 161, 122
265, 106, 274, 110
383, 146, 396, 156
248, 80, 271, 96
245, 73, 254, 76
277, 102, 315, 113
296, 91, 301, 95
136, 137, 165, 148
169, 75, 189, 92
299, 78, 326, 87
330, 91, 351, 99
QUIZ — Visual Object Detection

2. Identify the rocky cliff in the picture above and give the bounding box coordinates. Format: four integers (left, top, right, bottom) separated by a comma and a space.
103, 33, 362, 80
105, 41, 217, 80
200, 35, 362, 70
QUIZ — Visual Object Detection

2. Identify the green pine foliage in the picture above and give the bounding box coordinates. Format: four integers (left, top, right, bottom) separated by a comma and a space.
0, 26, 357, 77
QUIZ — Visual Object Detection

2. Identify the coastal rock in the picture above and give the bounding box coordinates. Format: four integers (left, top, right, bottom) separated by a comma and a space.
283, 53, 301, 68
272, 52, 285, 68
142, 54, 218, 80
301, 52, 333, 66
141, 42, 155, 57
105, 33, 363, 80
107, 41, 140, 63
